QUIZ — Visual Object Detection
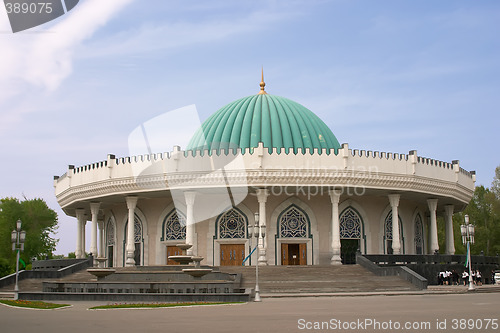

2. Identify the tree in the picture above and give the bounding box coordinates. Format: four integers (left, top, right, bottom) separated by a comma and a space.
492, 166, 500, 200
457, 185, 500, 256
0, 197, 58, 277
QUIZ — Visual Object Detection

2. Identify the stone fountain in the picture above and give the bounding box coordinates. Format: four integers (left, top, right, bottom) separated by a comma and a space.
168, 244, 213, 277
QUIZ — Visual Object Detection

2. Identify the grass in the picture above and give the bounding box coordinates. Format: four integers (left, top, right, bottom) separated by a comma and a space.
0, 300, 70, 309
90, 301, 244, 310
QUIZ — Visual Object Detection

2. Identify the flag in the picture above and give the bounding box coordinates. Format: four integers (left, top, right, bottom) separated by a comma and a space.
19, 258, 26, 269
464, 242, 469, 268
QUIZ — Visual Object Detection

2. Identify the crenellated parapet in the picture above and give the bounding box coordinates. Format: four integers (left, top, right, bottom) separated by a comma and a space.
54, 142, 476, 210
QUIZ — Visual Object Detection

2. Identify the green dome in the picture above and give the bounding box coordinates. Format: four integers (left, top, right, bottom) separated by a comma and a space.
187, 93, 340, 154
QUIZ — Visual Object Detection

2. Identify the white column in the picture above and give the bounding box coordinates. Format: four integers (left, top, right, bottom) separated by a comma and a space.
125, 196, 138, 266
90, 202, 100, 263
444, 205, 455, 255
388, 194, 401, 254
256, 189, 269, 265
329, 189, 342, 265
98, 219, 105, 258
184, 191, 196, 256
75, 209, 85, 259
81, 221, 87, 257
428, 198, 439, 254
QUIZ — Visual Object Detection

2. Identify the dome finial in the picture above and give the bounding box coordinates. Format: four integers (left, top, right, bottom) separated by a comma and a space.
258, 67, 267, 95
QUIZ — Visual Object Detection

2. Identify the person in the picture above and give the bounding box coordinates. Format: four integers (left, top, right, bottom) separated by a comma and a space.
476, 270, 482, 286
471, 270, 476, 285
492, 270, 496, 285
452, 270, 459, 286
462, 271, 469, 286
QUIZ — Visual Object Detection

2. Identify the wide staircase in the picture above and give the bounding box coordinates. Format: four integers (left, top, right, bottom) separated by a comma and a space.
220, 265, 419, 294
0, 265, 418, 299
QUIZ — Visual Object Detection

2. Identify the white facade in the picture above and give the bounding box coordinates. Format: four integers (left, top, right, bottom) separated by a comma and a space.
54, 142, 475, 267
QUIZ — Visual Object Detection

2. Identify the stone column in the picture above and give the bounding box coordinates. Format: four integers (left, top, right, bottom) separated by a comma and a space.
256, 189, 269, 265
98, 219, 105, 258
388, 194, 401, 254
444, 205, 455, 255
329, 189, 342, 265
82, 221, 86, 257
75, 209, 85, 259
125, 196, 138, 266
428, 199, 439, 254
90, 202, 100, 264
184, 191, 196, 256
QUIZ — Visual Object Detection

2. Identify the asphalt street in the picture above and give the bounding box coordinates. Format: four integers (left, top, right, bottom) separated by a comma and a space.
0, 293, 499, 333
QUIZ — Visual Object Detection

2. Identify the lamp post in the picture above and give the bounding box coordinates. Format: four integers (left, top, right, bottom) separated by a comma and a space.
11, 219, 26, 300
248, 212, 265, 302
461, 214, 475, 291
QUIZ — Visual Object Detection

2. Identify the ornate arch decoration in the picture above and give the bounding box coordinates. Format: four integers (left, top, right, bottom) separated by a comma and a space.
106, 217, 116, 247
339, 207, 364, 239
161, 209, 186, 241
414, 213, 424, 255
278, 204, 311, 239
216, 207, 248, 239
383, 210, 405, 254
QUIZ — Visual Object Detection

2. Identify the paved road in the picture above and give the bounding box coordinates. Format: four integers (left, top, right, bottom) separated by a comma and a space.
0, 294, 499, 333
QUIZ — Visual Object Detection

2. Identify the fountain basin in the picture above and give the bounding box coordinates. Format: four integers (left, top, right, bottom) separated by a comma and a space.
182, 268, 213, 278
168, 255, 194, 265
87, 268, 115, 280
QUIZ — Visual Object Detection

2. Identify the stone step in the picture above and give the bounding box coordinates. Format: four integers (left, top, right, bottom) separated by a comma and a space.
217, 265, 419, 293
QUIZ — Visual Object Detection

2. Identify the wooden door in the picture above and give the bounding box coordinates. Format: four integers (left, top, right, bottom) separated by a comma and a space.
281, 243, 289, 265
220, 244, 245, 266
282, 243, 306, 265
167, 246, 182, 265
299, 243, 307, 265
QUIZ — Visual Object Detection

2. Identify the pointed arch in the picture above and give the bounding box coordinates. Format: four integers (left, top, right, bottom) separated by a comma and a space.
216, 207, 248, 239
278, 204, 310, 238
414, 213, 424, 255
270, 197, 319, 265
105, 214, 116, 267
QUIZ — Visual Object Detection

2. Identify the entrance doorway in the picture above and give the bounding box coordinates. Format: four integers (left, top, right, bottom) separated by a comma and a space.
166, 246, 182, 265
220, 244, 245, 266
340, 239, 359, 265
107, 245, 113, 267
281, 243, 306, 265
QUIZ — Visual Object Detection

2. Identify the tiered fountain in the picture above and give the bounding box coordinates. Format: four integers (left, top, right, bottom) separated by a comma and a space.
168, 244, 213, 277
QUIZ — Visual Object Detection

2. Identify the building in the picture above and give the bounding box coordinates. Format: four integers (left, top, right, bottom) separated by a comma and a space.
54, 75, 476, 267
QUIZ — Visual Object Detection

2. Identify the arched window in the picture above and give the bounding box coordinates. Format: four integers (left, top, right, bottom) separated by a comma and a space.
162, 210, 186, 241
340, 208, 362, 239
218, 208, 246, 239
279, 205, 308, 238
105, 218, 115, 267
384, 211, 404, 254
414, 214, 424, 255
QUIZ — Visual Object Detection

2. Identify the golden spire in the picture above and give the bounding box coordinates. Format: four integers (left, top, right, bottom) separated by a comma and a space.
258, 67, 267, 95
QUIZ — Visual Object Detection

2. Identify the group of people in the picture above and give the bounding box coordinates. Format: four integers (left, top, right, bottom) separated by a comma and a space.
460, 270, 483, 286
437, 269, 484, 286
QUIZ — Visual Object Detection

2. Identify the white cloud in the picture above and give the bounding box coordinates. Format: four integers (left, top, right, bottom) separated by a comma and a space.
0, 0, 135, 94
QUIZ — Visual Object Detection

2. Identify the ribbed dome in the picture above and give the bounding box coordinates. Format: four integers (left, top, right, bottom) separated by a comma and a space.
187, 93, 340, 154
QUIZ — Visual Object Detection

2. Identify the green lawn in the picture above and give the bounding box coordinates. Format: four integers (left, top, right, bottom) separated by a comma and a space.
90, 302, 244, 310
0, 300, 70, 309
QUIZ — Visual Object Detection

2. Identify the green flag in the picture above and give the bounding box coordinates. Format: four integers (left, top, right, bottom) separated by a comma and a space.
19, 258, 26, 269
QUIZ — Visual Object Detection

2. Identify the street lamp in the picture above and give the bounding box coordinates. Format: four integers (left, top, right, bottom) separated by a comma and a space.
11, 219, 26, 300
461, 214, 475, 291
248, 212, 265, 302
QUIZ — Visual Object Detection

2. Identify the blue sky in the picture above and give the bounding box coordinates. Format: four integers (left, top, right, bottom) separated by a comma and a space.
0, 0, 499, 255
